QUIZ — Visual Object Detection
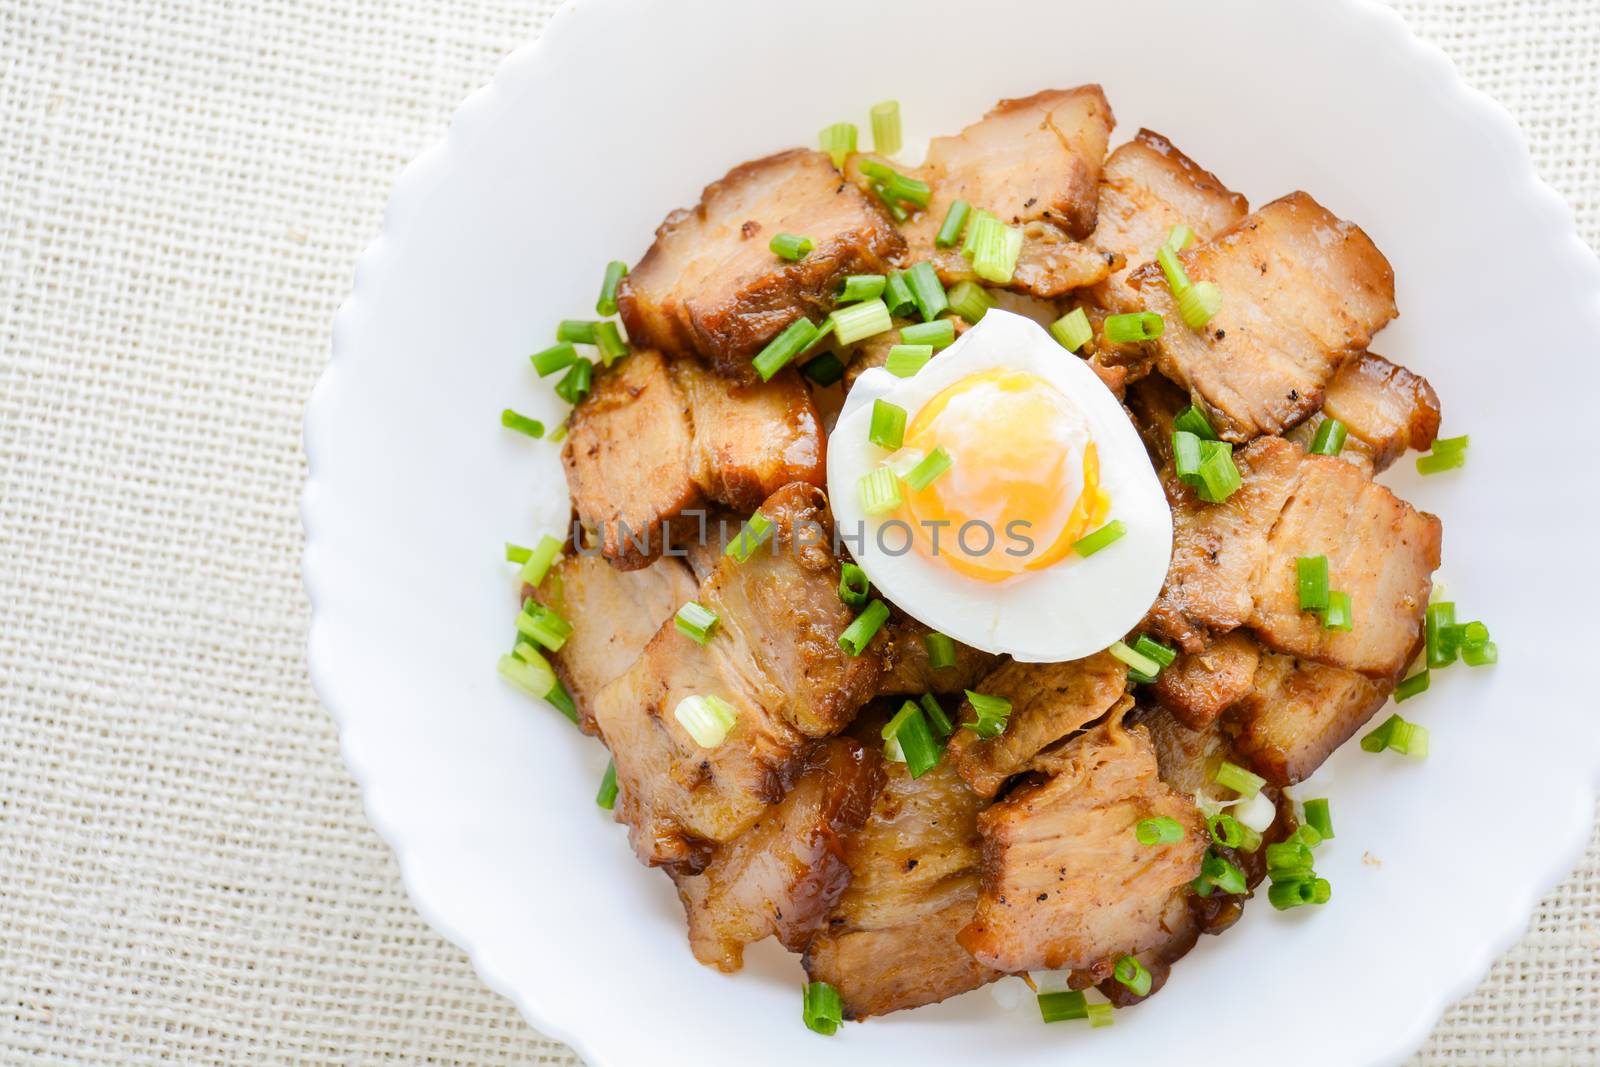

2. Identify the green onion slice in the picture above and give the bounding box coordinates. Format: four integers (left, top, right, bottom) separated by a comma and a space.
556, 320, 597, 345
1108, 639, 1161, 679
1136, 816, 1184, 845
593, 320, 628, 367
596, 260, 628, 317
725, 511, 774, 562
898, 318, 956, 349
1113, 955, 1152, 997
517, 599, 574, 652
1157, 244, 1191, 294
501, 409, 544, 439
870, 100, 901, 156
1201, 849, 1248, 895
754, 317, 821, 381
838, 562, 870, 607
595, 760, 618, 809
1087, 1002, 1115, 1028
1072, 520, 1126, 557
1213, 760, 1265, 798
1050, 307, 1093, 352
829, 297, 893, 345
919, 692, 954, 738
497, 650, 556, 702
884, 344, 933, 378
554, 359, 593, 405
505, 542, 532, 564
801, 351, 846, 387
1193, 440, 1241, 502
883, 270, 917, 317
858, 466, 903, 515
818, 123, 857, 169
802, 981, 843, 1036
923, 631, 957, 670
1323, 589, 1353, 632
1416, 434, 1469, 475
1038, 990, 1087, 1023
517, 534, 564, 587
838, 274, 886, 302
882, 700, 942, 778
1303, 798, 1334, 839
903, 262, 948, 322
936, 199, 972, 248
1426, 601, 1458, 668
869, 399, 907, 450
839, 600, 890, 656
674, 601, 719, 645
1172, 405, 1218, 441
1207, 812, 1244, 848
946, 280, 994, 324
674, 693, 738, 748
1103, 312, 1164, 344
970, 214, 1023, 285
1165, 223, 1195, 251
903, 446, 952, 491
531, 341, 578, 377
770, 232, 814, 261
1177, 280, 1222, 330
964, 689, 1013, 739
1310, 418, 1348, 456
1297, 555, 1330, 612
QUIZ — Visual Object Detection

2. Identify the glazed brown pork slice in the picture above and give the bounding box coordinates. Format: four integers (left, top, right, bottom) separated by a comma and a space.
530, 553, 699, 734
1146, 436, 1441, 678
897, 87, 1119, 297
875, 616, 1000, 697
1150, 630, 1261, 731
675, 738, 882, 972
1089, 129, 1250, 313
563, 350, 825, 568
1231, 652, 1395, 785
1131, 192, 1398, 441
803, 757, 998, 1018
957, 720, 1206, 972
592, 484, 886, 871
945, 653, 1130, 798
1321, 351, 1441, 471
616, 149, 904, 380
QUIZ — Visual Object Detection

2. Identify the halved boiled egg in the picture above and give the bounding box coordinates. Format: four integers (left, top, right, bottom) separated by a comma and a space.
827, 310, 1172, 662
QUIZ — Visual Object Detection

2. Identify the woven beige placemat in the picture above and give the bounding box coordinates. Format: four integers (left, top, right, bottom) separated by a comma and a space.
1, 1, 1595, 1062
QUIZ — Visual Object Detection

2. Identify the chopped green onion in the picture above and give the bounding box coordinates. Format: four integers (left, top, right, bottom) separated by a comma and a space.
505, 543, 532, 564
596, 260, 628, 317
557, 320, 597, 344
537, 666, 576, 723
1297, 555, 1330, 612
870, 181, 909, 222
923, 631, 957, 670
1177, 281, 1222, 330
518, 534, 564, 587
1087, 1002, 1115, 1028
725, 511, 774, 562
1113, 955, 1152, 997
1426, 601, 1457, 668
1157, 244, 1191, 294
1136, 816, 1185, 845
936, 199, 972, 247
497, 650, 556, 702
1213, 760, 1265, 798
858, 466, 903, 515
1133, 635, 1178, 669
1310, 418, 1348, 457
903, 446, 952, 491
1291, 824, 1323, 849
1108, 639, 1162, 679
1362, 711, 1428, 755
838, 274, 886, 302
969, 213, 1023, 285
818, 123, 857, 169
501, 409, 544, 439
674, 601, 719, 645
964, 690, 1013, 739
1071, 520, 1126, 557
869, 399, 907, 450
1165, 223, 1195, 251
1303, 798, 1334, 840
801, 351, 845, 387
554, 359, 593, 405
884, 344, 932, 378
839, 600, 890, 656
945, 280, 993, 324
1038, 990, 1087, 1023
1360, 713, 1396, 751
1207, 812, 1244, 848
1463, 640, 1498, 667
919, 692, 954, 738
902, 262, 948, 322
674, 694, 738, 748
517, 600, 574, 652
1194, 440, 1241, 502
548, 418, 569, 443
961, 209, 990, 257
858, 162, 931, 208
770, 232, 814, 261
883, 700, 942, 778
802, 981, 843, 1036
1050, 307, 1093, 352
593, 320, 628, 366
1236, 823, 1265, 853
883, 270, 917, 317
1103, 312, 1164, 344
1417, 434, 1469, 475
829, 297, 893, 345
595, 759, 618, 809
1173, 405, 1219, 441
870, 100, 901, 156
754, 316, 821, 381
1172, 430, 1204, 479
838, 563, 870, 607
1268, 878, 1322, 910
1323, 589, 1353, 632
898, 318, 956, 349
1200, 849, 1247, 895
530, 341, 578, 377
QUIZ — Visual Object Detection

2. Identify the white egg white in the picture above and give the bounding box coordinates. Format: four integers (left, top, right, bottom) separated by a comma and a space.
827, 309, 1173, 662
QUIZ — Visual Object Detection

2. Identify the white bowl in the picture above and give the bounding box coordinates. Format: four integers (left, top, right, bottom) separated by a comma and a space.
304, 1, 1600, 1063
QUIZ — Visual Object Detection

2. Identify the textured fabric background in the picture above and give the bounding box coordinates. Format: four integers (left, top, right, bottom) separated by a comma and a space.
1, 0, 1596, 1062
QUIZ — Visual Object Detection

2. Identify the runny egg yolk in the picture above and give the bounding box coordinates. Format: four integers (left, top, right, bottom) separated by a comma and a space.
900, 367, 1110, 582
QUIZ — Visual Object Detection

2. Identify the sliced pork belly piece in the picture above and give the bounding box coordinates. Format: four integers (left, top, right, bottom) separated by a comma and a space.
1089, 129, 1249, 313
675, 738, 881, 972
1145, 436, 1302, 652
1321, 351, 1441, 471
593, 485, 886, 871
530, 553, 699, 734
1131, 192, 1398, 441
803, 758, 997, 1018
617, 149, 904, 380
1124, 371, 1190, 468
946, 654, 1129, 798
1230, 653, 1394, 785
875, 616, 999, 697
1248, 451, 1440, 677
896, 87, 1118, 297
564, 350, 826, 568
957, 721, 1206, 972
1151, 630, 1261, 730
